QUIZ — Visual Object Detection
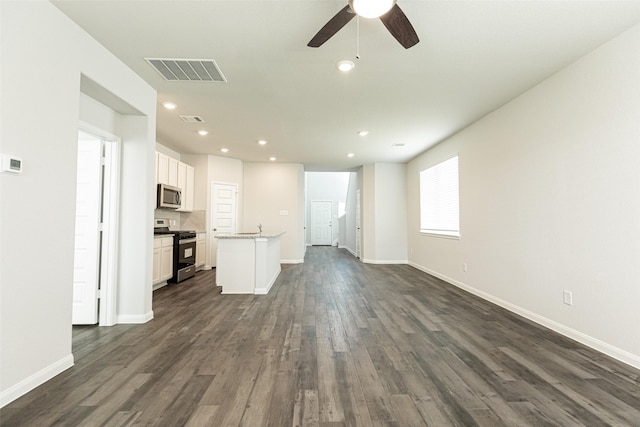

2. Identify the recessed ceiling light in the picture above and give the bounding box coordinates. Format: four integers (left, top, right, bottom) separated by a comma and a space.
220, 148, 229, 153
269, 157, 276, 161
162, 102, 177, 110
198, 130, 209, 136
337, 60, 355, 72
347, 153, 355, 158
258, 139, 268, 145
358, 130, 369, 136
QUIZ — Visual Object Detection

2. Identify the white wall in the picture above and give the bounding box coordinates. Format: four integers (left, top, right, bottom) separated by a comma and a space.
373, 163, 408, 263
407, 24, 640, 368
156, 142, 181, 160
79, 92, 119, 133
0, 1, 156, 406
305, 172, 351, 246
243, 163, 305, 263
360, 163, 408, 264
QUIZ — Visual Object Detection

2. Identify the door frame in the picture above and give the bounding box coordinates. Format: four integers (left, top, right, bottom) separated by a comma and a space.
78, 123, 120, 326
356, 189, 361, 259
310, 200, 333, 246
209, 181, 239, 268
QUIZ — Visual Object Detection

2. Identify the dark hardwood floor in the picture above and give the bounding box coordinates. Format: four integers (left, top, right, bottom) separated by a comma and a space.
2, 246, 639, 426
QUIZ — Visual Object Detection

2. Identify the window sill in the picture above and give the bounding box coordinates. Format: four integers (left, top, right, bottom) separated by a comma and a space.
419, 231, 460, 240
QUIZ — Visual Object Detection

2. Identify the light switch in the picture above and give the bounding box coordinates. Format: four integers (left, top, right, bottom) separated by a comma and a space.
280, 210, 289, 216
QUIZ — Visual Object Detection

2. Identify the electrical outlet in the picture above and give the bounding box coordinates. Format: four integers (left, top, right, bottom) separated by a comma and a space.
462, 263, 467, 272
563, 290, 573, 306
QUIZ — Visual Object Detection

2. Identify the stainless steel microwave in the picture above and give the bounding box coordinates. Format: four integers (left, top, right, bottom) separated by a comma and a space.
157, 183, 181, 209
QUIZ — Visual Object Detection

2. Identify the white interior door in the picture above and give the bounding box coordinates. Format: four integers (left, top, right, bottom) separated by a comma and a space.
310, 200, 332, 245
210, 182, 238, 267
356, 190, 361, 259
72, 133, 102, 324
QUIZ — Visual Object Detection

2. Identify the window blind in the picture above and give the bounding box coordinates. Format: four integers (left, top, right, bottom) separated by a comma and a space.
419, 156, 459, 237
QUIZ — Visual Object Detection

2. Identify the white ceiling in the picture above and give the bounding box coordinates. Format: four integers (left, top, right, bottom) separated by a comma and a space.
53, 0, 640, 171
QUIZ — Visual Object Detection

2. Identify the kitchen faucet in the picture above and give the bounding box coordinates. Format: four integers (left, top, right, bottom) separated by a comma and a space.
258, 223, 262, 233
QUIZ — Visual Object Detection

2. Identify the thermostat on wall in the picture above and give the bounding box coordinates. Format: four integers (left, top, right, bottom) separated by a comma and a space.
1, 154, 23, 174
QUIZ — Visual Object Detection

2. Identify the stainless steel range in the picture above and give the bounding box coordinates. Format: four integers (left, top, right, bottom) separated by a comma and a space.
154, 218, 197, 283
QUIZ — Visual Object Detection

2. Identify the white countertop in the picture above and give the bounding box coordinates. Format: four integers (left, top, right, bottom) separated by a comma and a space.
154, 233, 175, 238
216, 231, 285, 239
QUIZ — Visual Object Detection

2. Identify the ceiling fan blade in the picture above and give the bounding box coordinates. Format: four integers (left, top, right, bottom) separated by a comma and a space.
308, 5, 356, 48
379, 4, 419, 49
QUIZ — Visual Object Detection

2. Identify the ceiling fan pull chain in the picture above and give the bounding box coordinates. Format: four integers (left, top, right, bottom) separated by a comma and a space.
356, 14, 361, 59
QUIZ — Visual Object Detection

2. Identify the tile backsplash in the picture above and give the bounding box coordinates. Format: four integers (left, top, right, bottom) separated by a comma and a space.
154, 209, 180, 228
154, 209, 206, 232
181, 210, 206, 232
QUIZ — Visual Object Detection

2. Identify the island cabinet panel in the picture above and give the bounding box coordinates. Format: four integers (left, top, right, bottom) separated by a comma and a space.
217, 238, 256, 294
254, 237, 281, 294
215, 232, 284, 295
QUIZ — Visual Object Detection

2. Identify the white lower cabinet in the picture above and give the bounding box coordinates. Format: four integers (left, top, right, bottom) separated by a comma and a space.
196, 232, 206, 269
153, 236, 174, 288
153, 244, 161, 284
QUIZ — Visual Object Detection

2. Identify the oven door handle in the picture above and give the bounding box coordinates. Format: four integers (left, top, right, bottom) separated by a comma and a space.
179, 238, 197, 244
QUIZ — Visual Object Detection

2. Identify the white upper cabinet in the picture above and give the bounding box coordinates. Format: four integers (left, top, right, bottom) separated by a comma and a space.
157, 151, 195, 212
168, 157, 179, 187
156, 152, 169, 185
156, 152, 179, 187
177, 162, 187, 210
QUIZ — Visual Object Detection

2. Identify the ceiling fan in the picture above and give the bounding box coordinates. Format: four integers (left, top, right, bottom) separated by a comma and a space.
308, 0, 419, 49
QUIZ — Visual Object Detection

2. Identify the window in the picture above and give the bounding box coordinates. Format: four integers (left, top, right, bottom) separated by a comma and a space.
419, 156, 459, 237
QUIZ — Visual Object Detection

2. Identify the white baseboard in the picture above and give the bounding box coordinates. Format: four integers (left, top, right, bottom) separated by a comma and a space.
340, 246, 358, 258
408, 261, 640, 370
152, 281, 168, 291
116, 310, 154, 324
281, 259, 304, 264
1, 354, 74, 408
255, 266, 282, 295
362, 259, 409, 265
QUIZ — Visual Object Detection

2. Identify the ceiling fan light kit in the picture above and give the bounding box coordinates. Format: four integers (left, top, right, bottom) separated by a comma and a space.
350, 0, 395, 19
307, 0, 418, 49
337, 60, 355, 72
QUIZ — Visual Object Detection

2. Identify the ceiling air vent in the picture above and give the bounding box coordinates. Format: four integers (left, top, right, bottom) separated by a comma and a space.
145, 58, 227, 82
392, 143, 405, 147
179, 115, 205, 123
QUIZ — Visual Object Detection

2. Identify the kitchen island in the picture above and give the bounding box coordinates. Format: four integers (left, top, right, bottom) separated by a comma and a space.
215, 231, 285, 294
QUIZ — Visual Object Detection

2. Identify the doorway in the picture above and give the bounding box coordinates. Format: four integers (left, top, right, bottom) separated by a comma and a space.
310, 200, 333, 245
72, 128, 119, 326
356, 189, 361, 259
210, 182, 238, 268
